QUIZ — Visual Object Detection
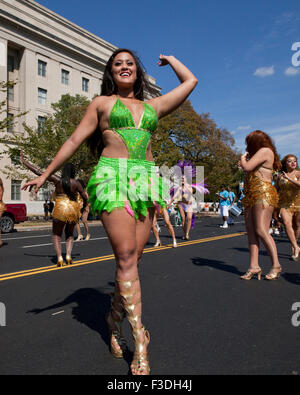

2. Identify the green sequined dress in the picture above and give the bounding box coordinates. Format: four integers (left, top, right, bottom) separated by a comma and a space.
87, 98, 168, 219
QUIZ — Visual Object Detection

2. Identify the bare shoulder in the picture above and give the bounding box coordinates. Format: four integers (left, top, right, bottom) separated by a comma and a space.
256, 147, 274, 159
295, 170, 300, 179
91, 95, 115, 112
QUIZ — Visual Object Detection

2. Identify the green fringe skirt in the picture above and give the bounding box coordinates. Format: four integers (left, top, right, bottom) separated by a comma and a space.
87, 157, 168, 219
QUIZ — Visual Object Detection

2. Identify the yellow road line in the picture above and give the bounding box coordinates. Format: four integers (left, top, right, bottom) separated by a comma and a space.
0, 232, 246, 283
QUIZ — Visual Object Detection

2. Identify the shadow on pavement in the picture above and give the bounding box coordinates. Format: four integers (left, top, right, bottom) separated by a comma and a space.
282, 273, 300, 286
191, 257, 243, 276
27, 287, 134, 374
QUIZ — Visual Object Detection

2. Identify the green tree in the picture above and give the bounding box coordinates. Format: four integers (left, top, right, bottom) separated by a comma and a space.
3, 94, 97, 185
0, 81, 27, 158
152, 100, 241, 200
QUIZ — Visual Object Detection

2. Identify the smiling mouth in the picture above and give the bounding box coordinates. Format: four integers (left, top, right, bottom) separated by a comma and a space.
120, 72, 131, 77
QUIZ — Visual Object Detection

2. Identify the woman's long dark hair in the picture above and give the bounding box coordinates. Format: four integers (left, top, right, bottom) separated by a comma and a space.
86, 48, 156, 158
61, 163, 76, 198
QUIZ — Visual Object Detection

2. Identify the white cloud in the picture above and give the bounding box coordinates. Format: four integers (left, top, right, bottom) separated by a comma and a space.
284, 67, 300, 76
254, 66, 275, 77
267, 122, 300, 157
237, 125, 251, 131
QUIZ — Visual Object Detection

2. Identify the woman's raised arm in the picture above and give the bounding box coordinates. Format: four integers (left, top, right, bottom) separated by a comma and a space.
149, 55, 198, 119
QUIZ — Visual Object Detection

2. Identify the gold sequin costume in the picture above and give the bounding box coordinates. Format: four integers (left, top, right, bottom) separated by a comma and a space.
278, 176, 300, 213
243, 171, 278, 208
52, 194, 81, 223
0, 201, 6, 215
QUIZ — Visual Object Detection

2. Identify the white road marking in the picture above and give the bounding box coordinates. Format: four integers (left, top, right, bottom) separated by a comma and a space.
21, 237, 108, 248
51, 310, 64, 316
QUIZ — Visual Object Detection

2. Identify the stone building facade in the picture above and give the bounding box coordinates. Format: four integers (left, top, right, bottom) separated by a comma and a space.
0, 0, 160, 215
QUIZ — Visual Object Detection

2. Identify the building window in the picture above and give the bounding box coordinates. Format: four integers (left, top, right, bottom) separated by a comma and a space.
38, 60, 47, 77
61, 69, 69, 85
8, 55, 15, 72
11, 154, 20, 165
37, 116, 46, 133
8, 86, 14, 101
38, 88, 47, 105
7, 113, 14, 133
11, 180, 21, 201
82, 77, 89, 92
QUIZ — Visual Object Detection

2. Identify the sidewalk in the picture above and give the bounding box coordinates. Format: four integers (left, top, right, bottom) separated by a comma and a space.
15, 219, 103, 231
14, 212, 218, 231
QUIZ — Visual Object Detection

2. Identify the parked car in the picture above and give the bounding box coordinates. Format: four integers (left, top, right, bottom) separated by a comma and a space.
0, 203, 27, 233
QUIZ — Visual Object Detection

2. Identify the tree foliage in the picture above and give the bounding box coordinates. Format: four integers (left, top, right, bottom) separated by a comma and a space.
0, 81, 27, 158
152, 100, 242, 200
3, 94, 97, 185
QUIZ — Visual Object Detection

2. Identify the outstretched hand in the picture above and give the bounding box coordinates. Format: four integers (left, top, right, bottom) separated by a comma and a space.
22, 175, 46, 193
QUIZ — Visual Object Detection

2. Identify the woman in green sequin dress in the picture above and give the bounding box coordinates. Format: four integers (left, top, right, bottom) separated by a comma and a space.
22, 49, 198, 375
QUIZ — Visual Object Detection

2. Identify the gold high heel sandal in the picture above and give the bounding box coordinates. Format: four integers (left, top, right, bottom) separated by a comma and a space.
57, 256, 64, 267
106, 293, 126, 359
85, 233, 91, 241
76, 234, 83, 241
117, 277, 150, 375
241, 268, 262, 280
65, 255, 73, 265
154, 240, 162, 247
265, 267, 282, 281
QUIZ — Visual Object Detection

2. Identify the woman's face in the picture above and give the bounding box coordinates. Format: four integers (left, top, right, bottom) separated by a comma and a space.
111, 52, 137, 90
285, 156, 297, 171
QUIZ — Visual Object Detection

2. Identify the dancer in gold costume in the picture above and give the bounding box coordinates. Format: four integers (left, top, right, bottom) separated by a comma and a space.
0, 178, 6, 248
20, 153, 87, 266
277, 154, 300, 261
239, 130, 282, 280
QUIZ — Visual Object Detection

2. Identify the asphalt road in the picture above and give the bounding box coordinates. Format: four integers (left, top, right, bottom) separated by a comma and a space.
1, 216, 300, 375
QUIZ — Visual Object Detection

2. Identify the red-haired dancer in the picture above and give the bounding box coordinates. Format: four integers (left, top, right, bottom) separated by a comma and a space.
239, 130, 282, 280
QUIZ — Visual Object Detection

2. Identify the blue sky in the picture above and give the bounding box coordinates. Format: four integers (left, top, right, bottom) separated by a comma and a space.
35, 0, 300, 160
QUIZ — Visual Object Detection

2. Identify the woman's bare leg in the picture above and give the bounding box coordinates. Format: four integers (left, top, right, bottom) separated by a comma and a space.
65, 223, 75, 257
101, 208, 150, 374
151, 211, 160, 245
184, 211, 193, 237
52, 219, 65, 260
293, 212, 300, 242
82, 207, 90, 238
280, 209, 298, 254
244, 207, 260, 270
253, 205, 281, 268
75, 222, 82, 239
178, 204, 186, 237
162, 208, 176, 243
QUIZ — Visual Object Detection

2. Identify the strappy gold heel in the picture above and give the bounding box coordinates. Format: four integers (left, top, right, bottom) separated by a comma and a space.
76, 234, 83, 241
106, 292, 126, 359
57, 256, 64, 267
241, 268, 262, 280
117, 276, 150, 375
154, 240, 162, 247
265, 267, 282, 280
65, 255, 73, 265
